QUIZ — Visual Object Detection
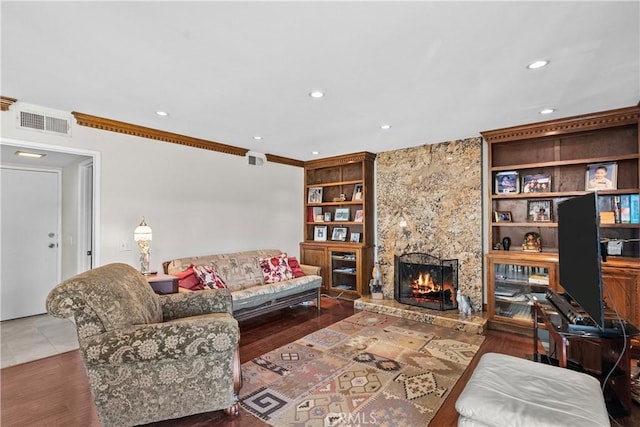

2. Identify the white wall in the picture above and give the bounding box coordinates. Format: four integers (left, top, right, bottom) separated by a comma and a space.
1, 102, 304, 276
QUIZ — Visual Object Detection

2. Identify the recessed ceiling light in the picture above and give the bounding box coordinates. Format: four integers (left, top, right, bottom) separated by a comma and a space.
380, 124, 391, 130
527, 60, 549, 69
309, 91, 324, 98
253, 136, 262, 140
155, 111, 169, 116
539, 108, 555, 115
15, 150, 45, 158
312, 151, 320, 155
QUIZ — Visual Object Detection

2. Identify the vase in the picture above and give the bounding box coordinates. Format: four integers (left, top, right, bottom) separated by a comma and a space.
502, 237, 511, 251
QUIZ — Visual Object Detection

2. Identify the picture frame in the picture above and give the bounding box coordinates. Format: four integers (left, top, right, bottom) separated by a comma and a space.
585, 162, 617, 191
494, 211, 512, 222
334, 208, 350, 221
331, 227, 347, 241
527, 199, 552, 222
308, 186, 323, 203
350, 232, 361, 243
314, 226, 327, 241
352, 183, 363, 201
323, 212, 332, 222
522, 173, 551, 193
495, 171, 520, 194
353, 209, 364, 222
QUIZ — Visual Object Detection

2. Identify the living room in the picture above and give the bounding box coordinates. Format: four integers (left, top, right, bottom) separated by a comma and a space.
1, 1, 639, 426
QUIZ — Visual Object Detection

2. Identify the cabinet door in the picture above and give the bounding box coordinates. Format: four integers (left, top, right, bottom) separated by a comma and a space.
330, 249, 359, 294
300, 244, 329, 291
602, 267, 640, 326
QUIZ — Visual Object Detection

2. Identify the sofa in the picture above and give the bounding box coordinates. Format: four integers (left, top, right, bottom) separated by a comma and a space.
46, 263, 242, 427
163, 249, 323, 321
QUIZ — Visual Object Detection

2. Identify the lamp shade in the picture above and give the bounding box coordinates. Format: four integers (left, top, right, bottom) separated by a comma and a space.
134, 217, 152, 241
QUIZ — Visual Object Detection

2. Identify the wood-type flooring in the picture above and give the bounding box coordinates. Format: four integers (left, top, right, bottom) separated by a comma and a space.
1, 296, 638, 426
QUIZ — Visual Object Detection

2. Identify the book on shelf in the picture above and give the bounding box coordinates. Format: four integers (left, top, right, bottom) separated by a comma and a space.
620, 194, 631, 223
600, 211, 616, 224
631, 194, 640, 224
528, 273, 549, 285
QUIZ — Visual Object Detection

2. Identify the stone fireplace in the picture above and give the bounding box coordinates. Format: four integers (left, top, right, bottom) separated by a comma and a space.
375, 138, 483, 309
394, 253, 458, 311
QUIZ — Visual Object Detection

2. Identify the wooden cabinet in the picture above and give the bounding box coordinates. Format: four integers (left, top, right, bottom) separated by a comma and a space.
486, 252, 559, 334
300, 152, 375, 299
482, 105, 640, 334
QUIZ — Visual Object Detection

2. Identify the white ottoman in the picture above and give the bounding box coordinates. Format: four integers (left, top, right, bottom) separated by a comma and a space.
455, 352, 610, 427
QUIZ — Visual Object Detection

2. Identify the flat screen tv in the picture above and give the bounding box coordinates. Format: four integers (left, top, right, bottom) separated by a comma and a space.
557, 192, 605, 329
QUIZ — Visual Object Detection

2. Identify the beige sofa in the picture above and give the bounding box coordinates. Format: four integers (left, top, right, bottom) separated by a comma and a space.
163, 249, 322, 321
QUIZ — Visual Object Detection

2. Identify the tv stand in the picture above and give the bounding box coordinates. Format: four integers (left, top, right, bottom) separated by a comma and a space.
533, 299, 638, 417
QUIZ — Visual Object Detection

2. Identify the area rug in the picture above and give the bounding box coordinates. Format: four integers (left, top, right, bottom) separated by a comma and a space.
240, 311, 484, 426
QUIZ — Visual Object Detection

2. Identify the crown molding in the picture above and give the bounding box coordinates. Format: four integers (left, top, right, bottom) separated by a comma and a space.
72, 112, 249, 156
304, 151, 377, 169
1, 96, 17, 111
481, 105, 640, 143
265, 153, 304, 167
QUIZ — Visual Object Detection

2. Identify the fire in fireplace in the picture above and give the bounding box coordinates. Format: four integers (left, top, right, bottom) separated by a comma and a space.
394, 253, 458, 311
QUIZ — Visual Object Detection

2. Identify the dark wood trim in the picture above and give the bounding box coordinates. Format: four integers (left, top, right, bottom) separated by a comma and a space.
1, 96, 17, 111
71, 112, 305, 167
304, 151, 377, 169
481, 105, 640, 143
265, 153, 304, 167
72, 112, 249, 156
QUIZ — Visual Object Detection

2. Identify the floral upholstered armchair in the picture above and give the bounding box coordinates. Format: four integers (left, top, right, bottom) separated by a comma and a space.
46, 263, 242, 427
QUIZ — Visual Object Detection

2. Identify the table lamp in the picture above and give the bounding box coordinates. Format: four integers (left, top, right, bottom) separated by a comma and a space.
133, 217, 153, 274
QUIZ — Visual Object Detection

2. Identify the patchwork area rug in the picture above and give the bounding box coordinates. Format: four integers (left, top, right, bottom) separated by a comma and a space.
240, 311, 485, 426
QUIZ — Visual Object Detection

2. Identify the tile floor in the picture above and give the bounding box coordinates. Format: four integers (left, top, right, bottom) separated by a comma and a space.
1, 313, 78, 369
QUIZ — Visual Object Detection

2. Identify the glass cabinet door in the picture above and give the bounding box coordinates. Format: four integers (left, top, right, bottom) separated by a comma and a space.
493, 263, 550, 322
331, 250, 358, 293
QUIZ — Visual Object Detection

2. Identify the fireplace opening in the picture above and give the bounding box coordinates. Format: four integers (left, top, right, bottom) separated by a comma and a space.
394, 253, 458, 311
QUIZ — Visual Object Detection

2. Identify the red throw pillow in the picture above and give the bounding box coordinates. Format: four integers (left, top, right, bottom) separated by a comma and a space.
175, 265, 202, 290
193, 265, 227, 289
288, 256, 305, 278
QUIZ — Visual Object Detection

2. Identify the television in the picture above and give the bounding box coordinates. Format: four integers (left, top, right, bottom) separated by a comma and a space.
557, 192, 605, 329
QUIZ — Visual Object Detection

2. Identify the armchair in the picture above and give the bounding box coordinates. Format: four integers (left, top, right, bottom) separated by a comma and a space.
46, 263, 242, 427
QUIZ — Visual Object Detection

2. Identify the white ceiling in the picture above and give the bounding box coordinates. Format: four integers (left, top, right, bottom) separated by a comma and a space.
2, 1, 638, 162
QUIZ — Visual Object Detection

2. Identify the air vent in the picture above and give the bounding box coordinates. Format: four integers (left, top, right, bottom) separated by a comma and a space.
246, 152, 266, 166
18, 111, 71, 136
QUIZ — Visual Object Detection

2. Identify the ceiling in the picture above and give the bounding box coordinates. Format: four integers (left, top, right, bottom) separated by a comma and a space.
1, 1, 638, 162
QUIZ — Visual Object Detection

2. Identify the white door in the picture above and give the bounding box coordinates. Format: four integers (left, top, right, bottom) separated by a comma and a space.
1, 167, 60, 320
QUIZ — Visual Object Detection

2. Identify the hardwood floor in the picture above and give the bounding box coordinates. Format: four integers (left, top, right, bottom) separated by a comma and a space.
1, 297, 638, 426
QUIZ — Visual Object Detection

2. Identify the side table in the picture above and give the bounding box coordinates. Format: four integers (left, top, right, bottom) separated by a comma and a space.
146, 273, 179, 294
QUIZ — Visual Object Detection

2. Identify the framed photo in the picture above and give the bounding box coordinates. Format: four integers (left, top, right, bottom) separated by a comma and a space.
308, 187, 323, 203
527, 200, 552, 222
354, 209, 364, 222
331, 227, 347, 241
495, 171, 519, 194
350, 232, 361, 243
314, 226, 327, 241
494, 211, 512, 222
585, 162, 617, 191
335, 208, 350, 221
352, 184, 363, 201
522, 174, 551, 193
323, 212, 332, 222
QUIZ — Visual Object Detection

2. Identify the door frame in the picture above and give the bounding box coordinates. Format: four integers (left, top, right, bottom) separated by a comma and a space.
0, 137, 101, 271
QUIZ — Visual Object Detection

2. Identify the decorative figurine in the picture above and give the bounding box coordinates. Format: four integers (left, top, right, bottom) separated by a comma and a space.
522, 232, 542, 252
457, 292, 474, 317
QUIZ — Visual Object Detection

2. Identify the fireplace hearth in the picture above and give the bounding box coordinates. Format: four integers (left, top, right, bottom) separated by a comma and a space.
394, 253, 458, 311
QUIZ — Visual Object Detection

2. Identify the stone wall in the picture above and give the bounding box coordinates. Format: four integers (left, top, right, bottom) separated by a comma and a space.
375, 138, 483, 309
